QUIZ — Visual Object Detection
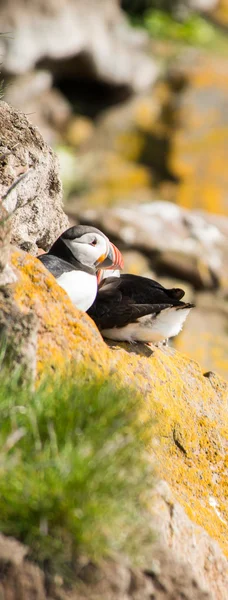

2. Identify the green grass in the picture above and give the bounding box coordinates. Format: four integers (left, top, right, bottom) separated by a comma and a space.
0, 364, 154, 578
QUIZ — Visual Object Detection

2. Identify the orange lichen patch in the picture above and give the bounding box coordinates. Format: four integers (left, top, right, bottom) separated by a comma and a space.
11, 251, 110, 378
10, 250, 228, 556
113, 345, 228, 557
169, 57, 228, 215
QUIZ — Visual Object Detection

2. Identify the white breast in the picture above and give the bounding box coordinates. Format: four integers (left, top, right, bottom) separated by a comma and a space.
57, 270, 97, 312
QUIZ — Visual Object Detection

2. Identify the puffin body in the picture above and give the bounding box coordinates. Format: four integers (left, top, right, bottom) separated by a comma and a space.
39, 226, 123, 312
88, 274, 194, 343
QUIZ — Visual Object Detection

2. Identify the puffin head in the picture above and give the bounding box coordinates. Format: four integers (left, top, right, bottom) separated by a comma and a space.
59, 225, 124, 272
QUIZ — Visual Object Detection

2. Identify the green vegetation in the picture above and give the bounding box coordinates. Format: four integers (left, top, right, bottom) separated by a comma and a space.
0, 364, 154, 578
143, 10, 228, 50
123, 5, 228, 53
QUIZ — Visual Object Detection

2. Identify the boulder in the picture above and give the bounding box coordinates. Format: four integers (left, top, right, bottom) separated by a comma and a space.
0, 0, 157, 92
77, 201, 228, 290
0, 101, 68, 253
2, 248, 227, 600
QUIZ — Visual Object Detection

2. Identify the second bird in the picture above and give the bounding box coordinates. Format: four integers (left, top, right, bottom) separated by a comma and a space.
88, 273, 194, 344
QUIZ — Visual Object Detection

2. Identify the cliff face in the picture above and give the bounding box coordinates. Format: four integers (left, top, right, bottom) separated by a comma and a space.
2, 248, 226, 598
0, 97, 227, 598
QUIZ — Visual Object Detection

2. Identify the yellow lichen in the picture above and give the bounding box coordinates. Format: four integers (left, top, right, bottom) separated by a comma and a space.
169, 57, 228, 215
10, 251, 228, 558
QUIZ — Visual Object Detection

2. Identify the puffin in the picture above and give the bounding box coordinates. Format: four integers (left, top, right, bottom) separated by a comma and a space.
38, 225, 124, 311
88, 273, 195, 344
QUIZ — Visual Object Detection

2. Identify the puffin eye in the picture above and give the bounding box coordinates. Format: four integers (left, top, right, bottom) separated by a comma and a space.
90, 238, 97, 246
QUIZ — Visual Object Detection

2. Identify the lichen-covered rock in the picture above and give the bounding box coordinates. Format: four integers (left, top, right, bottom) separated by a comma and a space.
68, 51, 228, 216
11, 250, 110, 377
169, 53, 228, 215
0, 101, 68, 253
8, 249, 228, 590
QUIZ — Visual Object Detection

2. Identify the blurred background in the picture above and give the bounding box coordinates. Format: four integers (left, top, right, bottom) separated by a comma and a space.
1, 0, 227, 377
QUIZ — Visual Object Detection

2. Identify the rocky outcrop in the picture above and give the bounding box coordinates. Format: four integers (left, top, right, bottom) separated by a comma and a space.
1, 247, 226, 599
0, 0, 157, 92
0, 532, 212, 600
0, 101, 68, 253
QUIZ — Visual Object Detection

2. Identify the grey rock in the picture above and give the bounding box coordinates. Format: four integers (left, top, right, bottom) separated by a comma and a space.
4, 71, 72, 145
0, 0, 158, 92
80, 201, 228, 289
152, 480, 228, 600
0, 101, 68, 253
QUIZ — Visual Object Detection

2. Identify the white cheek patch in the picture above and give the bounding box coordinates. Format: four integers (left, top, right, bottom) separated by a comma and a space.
63, 236, 107, 266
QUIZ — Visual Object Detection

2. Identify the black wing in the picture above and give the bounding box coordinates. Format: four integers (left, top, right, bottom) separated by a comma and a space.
38, 254, 78, 279
88, 276, 175, 330
88, 274, 190, 330
98, 274, 185, 304
88, 297, 173, 330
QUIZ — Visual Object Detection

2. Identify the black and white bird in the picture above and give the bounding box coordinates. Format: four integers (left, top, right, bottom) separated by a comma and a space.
38, 225, 124, 312
88, 273, 194, 344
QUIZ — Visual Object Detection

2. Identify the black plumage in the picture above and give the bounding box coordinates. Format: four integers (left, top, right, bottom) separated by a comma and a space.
39, 254, 79, 279
88, 274, 194, 332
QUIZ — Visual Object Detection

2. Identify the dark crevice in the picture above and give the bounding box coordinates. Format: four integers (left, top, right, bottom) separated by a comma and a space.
173, 430, 187, 455
38, 52, 132, 119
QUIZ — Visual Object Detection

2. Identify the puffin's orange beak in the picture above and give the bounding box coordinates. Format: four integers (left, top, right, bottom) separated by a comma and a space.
96, 242, 124, 283
107, 242, 124, 270
96, 242, 124, 270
